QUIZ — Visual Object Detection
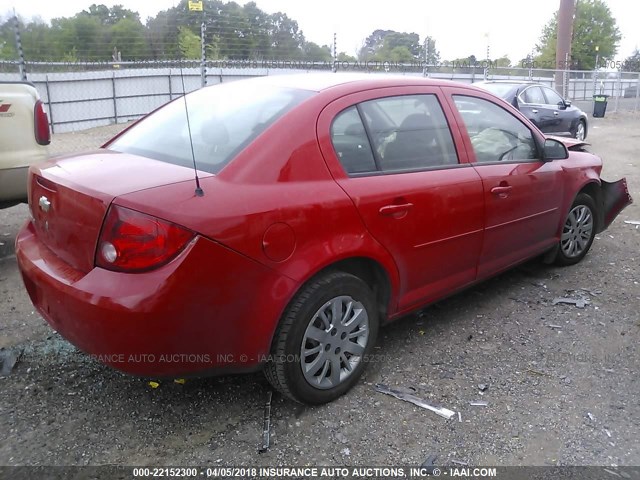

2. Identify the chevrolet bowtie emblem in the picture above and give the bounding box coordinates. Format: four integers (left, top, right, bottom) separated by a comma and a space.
38, 196, 51, 213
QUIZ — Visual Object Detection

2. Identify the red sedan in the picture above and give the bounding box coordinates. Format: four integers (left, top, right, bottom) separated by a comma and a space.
16, 74, 632, 404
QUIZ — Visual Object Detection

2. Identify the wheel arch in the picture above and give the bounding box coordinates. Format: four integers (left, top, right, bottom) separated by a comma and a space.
577, 181, 604, 232
266, 254, 397, 352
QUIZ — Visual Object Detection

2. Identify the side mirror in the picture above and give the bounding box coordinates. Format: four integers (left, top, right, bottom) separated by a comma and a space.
543, 138, 568, 161
564, 100, 572, 107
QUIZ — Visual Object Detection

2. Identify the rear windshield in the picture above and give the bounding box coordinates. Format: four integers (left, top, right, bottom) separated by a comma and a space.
475, 82, 516, 99
108, 83, 313, 174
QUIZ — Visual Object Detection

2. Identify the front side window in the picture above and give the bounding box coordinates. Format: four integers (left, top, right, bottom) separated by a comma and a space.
453, 95, 538, 163
358, 94, 459, 171
543, 87, 564, 106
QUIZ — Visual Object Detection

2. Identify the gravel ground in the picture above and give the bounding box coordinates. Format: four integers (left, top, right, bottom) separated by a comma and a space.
0, 113, 639, 468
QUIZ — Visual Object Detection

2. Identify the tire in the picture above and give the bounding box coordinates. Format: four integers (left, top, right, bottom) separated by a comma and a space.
555, 193, 596, 266
573, 119, 586, 141
264, 271, 379, 404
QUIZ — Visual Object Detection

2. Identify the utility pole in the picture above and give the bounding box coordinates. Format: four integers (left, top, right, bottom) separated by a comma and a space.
556, 0, 575, 95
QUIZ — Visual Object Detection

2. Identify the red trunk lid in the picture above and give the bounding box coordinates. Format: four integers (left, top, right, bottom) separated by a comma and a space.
28, 150, 211, 273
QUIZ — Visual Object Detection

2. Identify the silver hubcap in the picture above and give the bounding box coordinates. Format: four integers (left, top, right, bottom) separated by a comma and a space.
561, 205, 593, 258
576, 123, 585, 141
301, 295, 369, 389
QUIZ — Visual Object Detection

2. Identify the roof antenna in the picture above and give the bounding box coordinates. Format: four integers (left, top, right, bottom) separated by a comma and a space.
179, 61, 204, 197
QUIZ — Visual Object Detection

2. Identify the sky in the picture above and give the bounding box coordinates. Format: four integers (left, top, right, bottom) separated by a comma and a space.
3, 0, 639, 61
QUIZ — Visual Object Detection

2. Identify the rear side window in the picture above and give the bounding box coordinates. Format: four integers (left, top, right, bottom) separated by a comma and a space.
108, 84, 313, 174
522, 86, 546, 104
453, 95, 538, 163
330, 94, 459, 175
330, 107, 377, 174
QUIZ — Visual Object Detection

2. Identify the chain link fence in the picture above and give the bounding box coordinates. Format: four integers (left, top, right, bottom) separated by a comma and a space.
1, 59, 638, 152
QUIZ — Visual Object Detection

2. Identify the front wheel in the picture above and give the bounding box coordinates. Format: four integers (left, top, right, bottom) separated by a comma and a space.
555, 193, 596, 266
264, 271, 379, 404
573, 120, 586, 141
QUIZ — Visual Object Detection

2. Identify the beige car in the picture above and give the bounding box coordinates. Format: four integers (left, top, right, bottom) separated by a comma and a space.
0, 82, 50, 208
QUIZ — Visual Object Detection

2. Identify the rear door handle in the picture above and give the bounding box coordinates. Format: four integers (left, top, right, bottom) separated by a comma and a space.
554, 111, 559, 115
491, 185, 513, 196
379, 203, 414, 216
532, 109, 538, 114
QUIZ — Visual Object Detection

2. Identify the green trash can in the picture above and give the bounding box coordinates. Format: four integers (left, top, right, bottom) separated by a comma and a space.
593, 95, 609, 118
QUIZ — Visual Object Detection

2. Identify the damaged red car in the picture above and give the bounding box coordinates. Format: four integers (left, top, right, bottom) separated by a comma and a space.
16, 74, 632, 404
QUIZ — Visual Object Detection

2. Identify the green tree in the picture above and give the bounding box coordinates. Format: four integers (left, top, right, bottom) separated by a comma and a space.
303, 42, 331, 61
337, 51, 357, 63
358, 30, 437, 63
424, 36, 440, 65
177, 26, 200, 59
495, 55, 511, 67
535, 0, 621, 70
623, 48, 640, 72
111, 17, 149, 59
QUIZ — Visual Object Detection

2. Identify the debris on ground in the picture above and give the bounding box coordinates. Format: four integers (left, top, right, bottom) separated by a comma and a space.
587, 412, 595, 422
547, 324, 563, 329
147, 381, 160, 389
478, 384, 488, 392
451, 459, 468, 466
375, 384, 456, 419
581, 288, 602, 296
527, 368, 551, 377
458, 412, 462, 423
0, 348, 23, 376
341, 447, 351, 456
258, 390, 273, 453
623, 220, 640, 228
173, 378, 186, 385
420, 454, 438, 474
552, 297, 590, 308
469, 400, 488, 406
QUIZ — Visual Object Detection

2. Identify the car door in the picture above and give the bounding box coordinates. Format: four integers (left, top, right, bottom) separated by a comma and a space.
316, 87, 485, 312
518, 85, 558, 133
443, 88, 565, 279
542, 86, 573, 134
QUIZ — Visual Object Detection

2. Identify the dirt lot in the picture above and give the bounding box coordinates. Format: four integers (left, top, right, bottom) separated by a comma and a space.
0, 114, 639, 468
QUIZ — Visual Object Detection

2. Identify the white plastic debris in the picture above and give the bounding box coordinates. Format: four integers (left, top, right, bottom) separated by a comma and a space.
375, 384, 456, 419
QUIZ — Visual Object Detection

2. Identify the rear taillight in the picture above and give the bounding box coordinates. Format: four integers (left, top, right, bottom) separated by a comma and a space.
34, 100, 50, 146
96, 205, 194, 272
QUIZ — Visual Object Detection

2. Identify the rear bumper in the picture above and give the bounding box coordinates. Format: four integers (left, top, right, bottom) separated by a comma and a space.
16, 221, 298, 377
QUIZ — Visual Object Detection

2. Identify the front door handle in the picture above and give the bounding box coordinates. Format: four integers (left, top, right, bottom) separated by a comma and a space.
491, 185, 513, 198
379, 203, 414, 217
554, 111, 559, 116
532, 109, 538, 114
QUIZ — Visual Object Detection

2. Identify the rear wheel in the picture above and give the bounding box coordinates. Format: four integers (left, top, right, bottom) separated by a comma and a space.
555, 193, 596, 266
264, 271, 378, 404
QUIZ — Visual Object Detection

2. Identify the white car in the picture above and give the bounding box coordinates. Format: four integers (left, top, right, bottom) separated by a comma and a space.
0, 81, 50, 208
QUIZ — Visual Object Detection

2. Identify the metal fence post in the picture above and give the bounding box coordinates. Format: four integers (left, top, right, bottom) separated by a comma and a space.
633, 73, 640, 112
13, 14, 27, 81
200, 16, 207, 87
613, 70, 621, 113
111, 71, 118, 124
168, 68, 173, 100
